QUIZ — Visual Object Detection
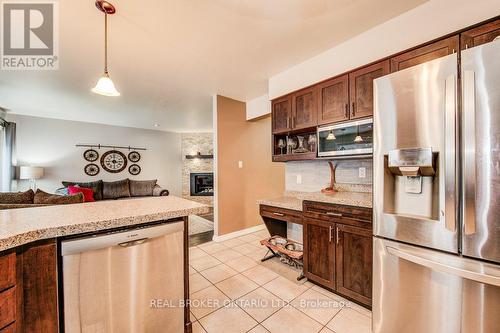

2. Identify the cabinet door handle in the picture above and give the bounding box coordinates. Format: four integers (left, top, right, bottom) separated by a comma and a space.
326, 212, 342, 217
344, 103, 349, 118
351, 102, 356, 117
286, 118, 290, 128
292, 117, 295, 128
329, 226, 333, 242
336, 227, 340, 244
273, 212, 285, 217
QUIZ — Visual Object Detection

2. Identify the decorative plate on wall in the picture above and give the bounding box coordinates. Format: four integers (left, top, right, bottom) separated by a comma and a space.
84, 163, 100, 176
100, 150, 127, 173
83, 149, 99, 162
129, 164, 141, 175
128, 151, 141, 163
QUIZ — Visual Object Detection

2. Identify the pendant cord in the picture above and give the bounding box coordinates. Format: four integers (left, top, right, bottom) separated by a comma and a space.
104, 13, 108, 74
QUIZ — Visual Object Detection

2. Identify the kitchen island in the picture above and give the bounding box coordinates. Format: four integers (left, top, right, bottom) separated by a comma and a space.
0, 196, 208, 333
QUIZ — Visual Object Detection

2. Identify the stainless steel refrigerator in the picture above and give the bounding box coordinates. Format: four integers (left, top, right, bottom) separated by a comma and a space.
373, 39, 500, 333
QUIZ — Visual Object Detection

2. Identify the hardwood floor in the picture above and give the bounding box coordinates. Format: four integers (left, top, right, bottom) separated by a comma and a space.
189, 231, 214, 247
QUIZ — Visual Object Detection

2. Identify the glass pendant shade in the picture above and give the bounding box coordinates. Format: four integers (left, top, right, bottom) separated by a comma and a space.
92, 72, 120, 96
354, 135, 363, 143
326, 131, 336, 140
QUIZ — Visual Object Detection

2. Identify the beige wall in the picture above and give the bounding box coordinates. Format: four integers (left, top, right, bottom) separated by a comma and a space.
216, 95, 285, 235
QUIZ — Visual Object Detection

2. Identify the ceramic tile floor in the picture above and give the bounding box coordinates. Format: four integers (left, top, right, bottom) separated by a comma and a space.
189, 228, 372, 333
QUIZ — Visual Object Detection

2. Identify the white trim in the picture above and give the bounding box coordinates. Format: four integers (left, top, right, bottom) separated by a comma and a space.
212, 224, 266, 242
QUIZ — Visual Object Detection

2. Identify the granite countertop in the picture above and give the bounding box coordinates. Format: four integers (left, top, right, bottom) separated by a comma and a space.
258, 190, 372, 211
0, 196, 208, 252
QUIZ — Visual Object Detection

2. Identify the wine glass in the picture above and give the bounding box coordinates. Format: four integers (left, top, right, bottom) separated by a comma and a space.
277, 139, 286, 154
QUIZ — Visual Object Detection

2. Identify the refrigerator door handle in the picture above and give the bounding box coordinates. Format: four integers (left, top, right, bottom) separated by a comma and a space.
462, 70, 476, 235
386, 246, 500, 287
444, 74, 457, 232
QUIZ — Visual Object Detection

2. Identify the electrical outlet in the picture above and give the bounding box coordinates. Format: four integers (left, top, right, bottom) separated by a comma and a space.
238, 161, 243, 168
296, 174, 302, 184
359, 167, 366, 178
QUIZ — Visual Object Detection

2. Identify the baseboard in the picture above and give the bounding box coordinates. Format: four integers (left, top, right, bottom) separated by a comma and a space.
212, 224, 266, 242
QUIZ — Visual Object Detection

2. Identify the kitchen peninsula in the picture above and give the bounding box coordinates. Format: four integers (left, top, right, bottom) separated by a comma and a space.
0, 196, 208, 333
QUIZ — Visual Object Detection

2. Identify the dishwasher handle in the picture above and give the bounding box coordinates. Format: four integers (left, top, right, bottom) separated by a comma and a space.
118, 238, 149, 248
61, 221, 184, 256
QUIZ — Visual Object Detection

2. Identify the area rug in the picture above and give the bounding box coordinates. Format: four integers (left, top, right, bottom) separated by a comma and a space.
189, 215, 214, 235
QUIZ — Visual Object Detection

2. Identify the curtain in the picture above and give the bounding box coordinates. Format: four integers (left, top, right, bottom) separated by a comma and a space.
0, 121, 16, 192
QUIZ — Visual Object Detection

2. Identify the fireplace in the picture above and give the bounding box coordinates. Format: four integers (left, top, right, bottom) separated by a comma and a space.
190, 173, 214, 196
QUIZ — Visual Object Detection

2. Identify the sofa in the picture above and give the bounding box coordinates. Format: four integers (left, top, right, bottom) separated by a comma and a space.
0, 189, 84, 210
57, 179, 169, 201
0, 179, 170, 210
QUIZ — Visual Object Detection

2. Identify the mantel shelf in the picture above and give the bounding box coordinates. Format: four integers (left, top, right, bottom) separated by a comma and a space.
185, 154, 213, 159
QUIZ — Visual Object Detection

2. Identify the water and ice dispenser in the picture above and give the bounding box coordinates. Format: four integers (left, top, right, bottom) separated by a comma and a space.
383, 148, 439, 220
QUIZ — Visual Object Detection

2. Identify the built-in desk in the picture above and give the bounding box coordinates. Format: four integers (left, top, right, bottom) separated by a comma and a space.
258, 191, 373, 308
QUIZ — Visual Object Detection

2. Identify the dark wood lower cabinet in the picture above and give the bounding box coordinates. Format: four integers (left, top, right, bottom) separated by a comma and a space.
303, 202, 373, 308
0, 240, 58, 332
303, 218, 336, 290
20, 241, 58, 333
335, 224, 372, 307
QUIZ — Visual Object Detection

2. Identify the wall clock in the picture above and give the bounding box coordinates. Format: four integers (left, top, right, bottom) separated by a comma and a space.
128, 164, 141, 175
100, 150, 127, 173
83, 149, 99, 162
84, 163, 100, 176
128, 151, 141, 162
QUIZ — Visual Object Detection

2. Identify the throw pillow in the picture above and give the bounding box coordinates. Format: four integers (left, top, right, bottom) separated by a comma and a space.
103, 179, 131, 200
0, 189, 35, 204
68, 186, 95, 202
62, 180, 103, 200
129, 179, 157, 197
34, 189, 84, 205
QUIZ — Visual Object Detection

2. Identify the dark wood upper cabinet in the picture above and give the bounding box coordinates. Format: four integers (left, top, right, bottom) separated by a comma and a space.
461, 18, 500, 50
291, 87, 317, 130
317, 74, 349, 125
303, 218, 335, 290
390, 35, 459, 72
336, 224, 372, 307
272, 95, 292, 134
349, 60, 390, 120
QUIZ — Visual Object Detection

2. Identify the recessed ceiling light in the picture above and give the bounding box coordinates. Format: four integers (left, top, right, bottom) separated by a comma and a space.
154, 124, 160, 127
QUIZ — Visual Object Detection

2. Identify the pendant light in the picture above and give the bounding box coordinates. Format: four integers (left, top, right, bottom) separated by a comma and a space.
92, 1, 120, 97
354, 126, 363, 143
326, 130, 336, 140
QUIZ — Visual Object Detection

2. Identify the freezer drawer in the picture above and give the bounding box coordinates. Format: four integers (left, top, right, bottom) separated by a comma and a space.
62, 222, 185, 333
373, 237, 500, 333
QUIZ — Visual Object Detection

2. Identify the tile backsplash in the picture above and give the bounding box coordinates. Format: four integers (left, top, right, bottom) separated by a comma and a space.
285, 158, 373, 243
285, 159, 372, 192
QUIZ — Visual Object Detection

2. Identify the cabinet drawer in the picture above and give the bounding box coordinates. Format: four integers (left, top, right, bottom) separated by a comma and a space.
260, 205, 302, 224
303, 201, 372, 228
0, 254, 16, 292
0, 287, 16, 330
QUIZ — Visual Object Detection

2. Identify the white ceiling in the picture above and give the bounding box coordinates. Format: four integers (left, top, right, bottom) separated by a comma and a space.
0, 0, 425, 132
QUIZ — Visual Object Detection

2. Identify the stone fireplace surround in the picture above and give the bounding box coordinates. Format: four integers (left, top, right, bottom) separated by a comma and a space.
181, 133, 213, 206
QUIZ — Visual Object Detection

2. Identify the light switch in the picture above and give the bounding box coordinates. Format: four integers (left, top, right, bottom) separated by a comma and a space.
359, 167, 366, 178
296, 174, 302, 184
238, 161, 243, 168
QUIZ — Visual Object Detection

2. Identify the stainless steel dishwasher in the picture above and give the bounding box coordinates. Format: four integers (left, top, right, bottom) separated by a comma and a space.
61, 221, 184, 333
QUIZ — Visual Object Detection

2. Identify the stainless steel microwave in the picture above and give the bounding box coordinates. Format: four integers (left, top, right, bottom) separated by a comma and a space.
317, 118, 373, 157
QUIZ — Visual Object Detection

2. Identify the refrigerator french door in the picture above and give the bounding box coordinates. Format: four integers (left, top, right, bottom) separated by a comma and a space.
373, 39, 500, 333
